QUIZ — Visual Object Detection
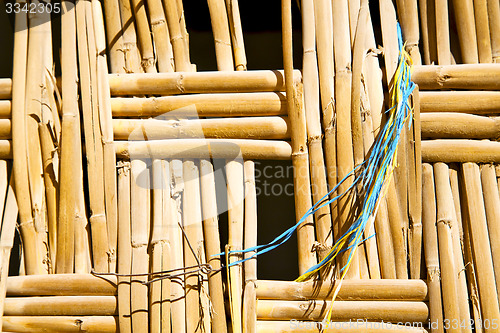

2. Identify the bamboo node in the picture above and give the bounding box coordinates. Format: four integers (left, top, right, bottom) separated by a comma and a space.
428, 266, 441, 281
436, 218, 453, 228
214, 39, 231, 47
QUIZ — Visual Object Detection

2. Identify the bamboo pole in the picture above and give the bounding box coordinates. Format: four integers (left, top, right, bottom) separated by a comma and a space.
461, 163, 500, 327
200, 159, 227, 333
225, 0, 246, 70
113, 117, 290, 140
243, 160, 257, 333
333, 0, 358, 277
102, 0, 125, 73
435, 0, 451, 65
379, 0, 399, 84
255, 321, 427, 333
422, 140, 500, 163
160, 160, 171, 333
314, 0, 337, 233
11, 1, 37, 275
473, 0, 493, 63
412, 64, 500, 90
3, 296, 117, 316
118, 0, 142, 73
256, 279, 428, 301
0, 175, 18, 332
256, 300, 429, 322
115, 139, 292, 160
302, 0, 332, 261
434, 163, 471, 333
163, 0, 190, 71
227, 159, 244, 333
111, 92, 286, 118
419, 0, 431, 64
117, 161, 132, 333
427, 0, 439, 64
109, 70, 299, 95
76, 0, 108, 272
480, 164, 500, 297
401, 0, 422, 64
421, 113, 500, 139
452, 0, 479, 63
57, 0, 80, 274
2, 316, 117, 333
146, 0, 174, 73
420, 164, 444, 333
150, 159, 163, 333
488, 0, 500, 62
130, 159, 149, 333
130, 0, 156, 73
93, 0, 119, 273
420, 91, 500, 114
207, 0, 234, 71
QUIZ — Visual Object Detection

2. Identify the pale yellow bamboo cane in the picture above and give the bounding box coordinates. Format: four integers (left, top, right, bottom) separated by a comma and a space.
402, 0, 422, 64
207, 0, 234, 71
130, 0, 156, 73
102, 0, 125, 73
421, 113, 500, 139
379, 0, 399, 84
163, 0, 190, 71
169, 159, 186, 333
243, 160, 257, 333
57, 0, 79, 274
452, 0, 479, 63
488, 0, 500, 62
422, 140, 500, 163
480, 164, 500, 297
3, 296, 117, 316
473, 0, 493, 63
118, 0, 142, 73
434, 163, 471, 333
255, 321, 427, 333
200, 159, 227, 333
227, 159, 244, 333
347, 0, 360, 47
160, 161, 171, 333
146, 0, 174, 73
225, 0, 246, 70
130, 159, 149, 333
175, 0, 191, 65
419, 0, 432, 64
427, 0, 439, 64
435, 0, 451, 65
412, 64, 500, 90
461, 163, 500, 328
302, 0, 332, 262
420, 91, 500, 114
2, 316, 117, 333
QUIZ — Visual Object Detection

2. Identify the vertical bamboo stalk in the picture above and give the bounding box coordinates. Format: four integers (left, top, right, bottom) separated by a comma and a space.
200, 159, 227, 333
207, 0, 234, 71
474, 0, 493, 63
314, 0, 337, 233
76, 0, 108, 272
160, 161, 171, 333
0, 175, 18, 332
435, 0, 451, 65
225, 0, 247, 70
169, 159, 186, 333
386, 182, 409, 279
243, 160, 257, 333
130, 159, 149, 333
74, 152, 90, 274
57, 0, 79, 274
227, 159, 244, 333
434, 163, 471, 333
488, 0, 500, 62
102, 0, 126, 73
461, 163, 500, 328
427, 0, 439, 64
419, 0, 431, 64
333, 0, 358, 278
182, 160, 207, 332
118, 0, 142, 72
130, 0, 156, 73
117, 161, 132, 333
379, 0, 399, 85
453, 0, 479, 63
403, 0, 422, 64
421, 164, 444, 333
282, 0, 316, 275
163, 0, 191, 72
147, 0, 174, 73
175, 0, 191, 65
93, 0, 119, 273
302, 0, 332, 262
480, 164, 500, 297
433, 163, 461, 333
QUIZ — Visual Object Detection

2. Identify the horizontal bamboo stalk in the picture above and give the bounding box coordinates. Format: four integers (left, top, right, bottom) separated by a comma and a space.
421, 140, 500, 162
255, 321, 427, 333
111, 92, 286, 117
420, 91, 500, 114
108, 70, 301, 95
421, 113, 500, 139
3, 296, 117, 316
256, 300, 429, 322
6, 274, 117, 296
0, 79, 11, 99
0, 101, 10, 118
255, 279, 427, 301
2, 316, 117, 333
412, 64, 500, 90
113, 117, 289, 140
115, 139, 292, 160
